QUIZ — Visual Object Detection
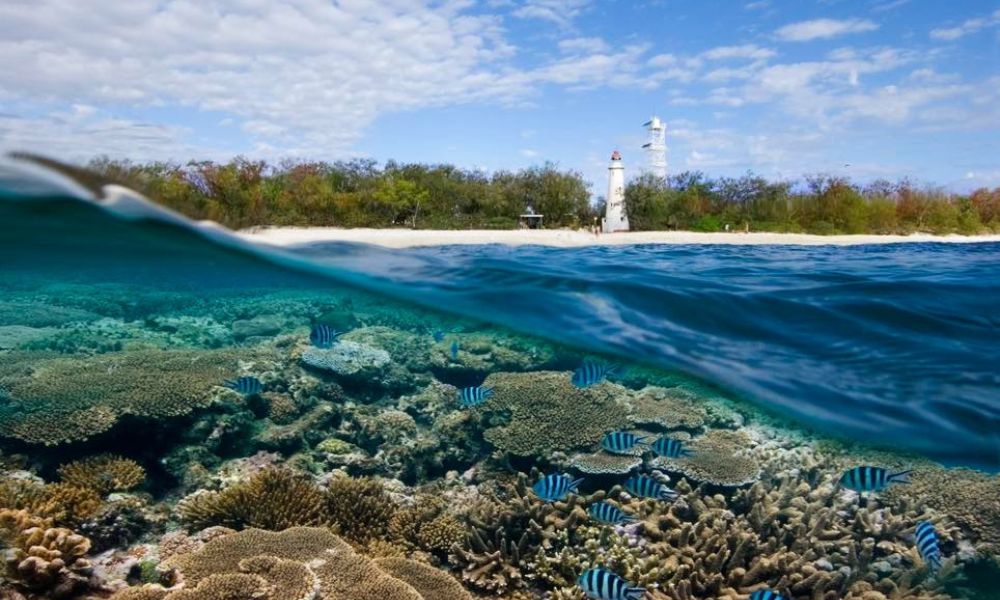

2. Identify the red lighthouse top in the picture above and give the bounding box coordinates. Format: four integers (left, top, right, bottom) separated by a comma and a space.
611, 150, 621, 160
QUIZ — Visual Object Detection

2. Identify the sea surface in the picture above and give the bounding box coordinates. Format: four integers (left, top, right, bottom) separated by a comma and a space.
1, 157, 999, 600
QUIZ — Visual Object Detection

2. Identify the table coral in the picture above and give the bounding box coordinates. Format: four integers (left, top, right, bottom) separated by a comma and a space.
374, 557, 472, 600
627, 387, 708, 430
479, 371, 630, 457
653, 429, 760, 487
567, 451, 643, 475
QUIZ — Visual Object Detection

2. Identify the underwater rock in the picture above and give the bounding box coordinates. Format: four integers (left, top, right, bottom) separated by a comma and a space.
254, 403, 337, 452
79, 495, 154, 553
0, 347, 276, 445
301, 342, 391, 376
479, 371, 631, 457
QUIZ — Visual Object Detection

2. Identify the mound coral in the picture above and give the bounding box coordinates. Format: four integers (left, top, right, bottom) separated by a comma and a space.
653, 429, 761, 487
479, 371, 630, 457
0, 347, 273, 445
178, 468, 326, 531
0, 508, 94, 597
57, 454, 146, 495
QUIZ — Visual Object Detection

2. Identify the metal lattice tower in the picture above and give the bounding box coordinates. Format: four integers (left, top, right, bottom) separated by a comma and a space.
642, 116, 667, 181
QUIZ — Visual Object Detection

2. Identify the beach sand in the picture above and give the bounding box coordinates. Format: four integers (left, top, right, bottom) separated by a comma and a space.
240, 227, 1000, 248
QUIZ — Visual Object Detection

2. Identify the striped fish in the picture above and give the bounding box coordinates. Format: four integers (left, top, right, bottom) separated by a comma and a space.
223, 376, 263, 396
571, 359, 617, 388
624, 474, 678, 501
651, 437, 690, 458
915, 521, 942, 571
577, 568, 645, 600
309, 324, 344, 348
601, 431, 648, 454
458, 386, 493, 408
587, 502, 634, 525
450, 340, 459, 360
839, 466, 912, 493
749, 591, 786, 600
532, 473, 583, 502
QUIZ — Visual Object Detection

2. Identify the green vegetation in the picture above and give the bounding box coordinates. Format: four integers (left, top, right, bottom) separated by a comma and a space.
86, 158, 1000, 234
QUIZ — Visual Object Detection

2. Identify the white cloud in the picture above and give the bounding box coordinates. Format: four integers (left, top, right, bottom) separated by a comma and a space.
775, 18, 879, 42
700, 44, 776, 61
520, 148, 539, 157
558, 36, 608, 54
872, 0, 910, 12
744, 1, 771, 10
929, 9, 1000, 41
511, 0, 590, 27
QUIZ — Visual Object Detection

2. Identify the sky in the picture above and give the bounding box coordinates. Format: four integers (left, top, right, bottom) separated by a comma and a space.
1, 0, 999, 193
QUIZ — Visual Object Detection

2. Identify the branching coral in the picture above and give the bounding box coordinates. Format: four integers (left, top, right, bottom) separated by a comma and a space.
0, 480, 102, 527
479, 371, 630, 457
57, 454, 146, 495
178, 468, 327, 531
325, 475, 397, 546
0, 348, 274, 445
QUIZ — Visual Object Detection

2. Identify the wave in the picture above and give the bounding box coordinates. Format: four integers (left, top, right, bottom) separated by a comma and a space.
2, 155, 999, 468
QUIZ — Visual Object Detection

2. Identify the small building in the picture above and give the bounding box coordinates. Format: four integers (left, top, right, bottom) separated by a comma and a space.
519, 204, 544, 229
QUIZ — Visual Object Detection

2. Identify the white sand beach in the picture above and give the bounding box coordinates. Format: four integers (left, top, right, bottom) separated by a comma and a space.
240, 227, 1000, 248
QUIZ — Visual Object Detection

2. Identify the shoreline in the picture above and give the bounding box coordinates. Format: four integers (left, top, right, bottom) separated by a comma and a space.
238, 226, 1000, 248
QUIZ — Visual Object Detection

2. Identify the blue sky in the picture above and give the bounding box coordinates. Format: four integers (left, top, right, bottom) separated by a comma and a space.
1, 0, 998, 193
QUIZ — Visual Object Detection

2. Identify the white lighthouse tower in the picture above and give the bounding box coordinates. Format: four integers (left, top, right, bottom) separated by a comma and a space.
603, 150, 629, 233
642, 116, 667, 181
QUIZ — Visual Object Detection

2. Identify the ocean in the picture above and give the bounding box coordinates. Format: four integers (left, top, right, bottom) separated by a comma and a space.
1, 157, 997, 599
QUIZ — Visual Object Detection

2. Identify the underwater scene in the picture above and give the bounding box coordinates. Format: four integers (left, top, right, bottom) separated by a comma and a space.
1, 159, 999, 600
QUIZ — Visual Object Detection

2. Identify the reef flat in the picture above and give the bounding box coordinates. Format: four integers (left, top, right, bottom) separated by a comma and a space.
1, 279, 997, 600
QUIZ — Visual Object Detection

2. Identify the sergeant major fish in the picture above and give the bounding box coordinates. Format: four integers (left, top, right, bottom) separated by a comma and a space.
310, 324, 344, 348
600, 431, 648, 454
572, 359, 617, 388
223, 376, 263, 396
749, 591, 787, 600
915, 521, 942, 572
577, 568, 645, 600
587, 502, 634, 525
624, 474, 678, 501
458, 386, 493, 408
651, 436, 691, 458
532, 473, 583, 502
839, 466, 912, 493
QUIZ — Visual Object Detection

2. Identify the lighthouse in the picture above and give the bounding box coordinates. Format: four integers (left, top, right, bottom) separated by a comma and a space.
603, 150, 629, 233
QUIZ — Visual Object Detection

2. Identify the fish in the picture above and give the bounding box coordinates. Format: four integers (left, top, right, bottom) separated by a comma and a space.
624, 474, 678, 501
309, 324, 344, 348
651, 436, 690, 458
450, 340, 459, 360
749, 591, 786, 600
433, 330, 445, 342
839, 466, 912, 493
577, 568, 645, 600
571, 359, 617, 388
915, 521, 942, 571
587, 502, 634, 525
222, 376, 263, 396
532, 473, 583, 502
600, 431, 648, 454
458, 386, 494, 408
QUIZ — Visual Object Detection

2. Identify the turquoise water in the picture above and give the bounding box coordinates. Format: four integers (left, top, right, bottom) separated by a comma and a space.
1, 158, 997, 600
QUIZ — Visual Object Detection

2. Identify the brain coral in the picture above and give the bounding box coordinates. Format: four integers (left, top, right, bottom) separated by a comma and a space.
653, 429, 760, 487
0, 348, 273, 445
58, 454, 146, 495
156, 527, 459, 600
479, 371, 630, 457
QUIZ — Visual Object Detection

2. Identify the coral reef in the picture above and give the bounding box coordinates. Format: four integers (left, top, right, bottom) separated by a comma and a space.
653, 429, 761, 487
301, 342, 391, 376
0, 508, 95, 597
567, 451, 643, 475
57, 454, 146, 495
627, 387, 709, 430
0, 347, 275, 445
479, 371, 630, 457
324, 475, 397, 546
374, 557, 473, 600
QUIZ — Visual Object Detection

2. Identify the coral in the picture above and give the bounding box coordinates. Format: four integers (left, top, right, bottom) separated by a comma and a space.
316, 437, 358, 455
301, 342, 391, 376
415, 514, 467, 553
165, 573, 270, 600
627, 387, 709, 430
57, 454, 146, 495
479, 371, 630, 457
653, 429, 761, 487
263, 392, 299, 424
374, 557, 472, 600
361, 410, 419, 445
325, 476, 397, 546
0, 347, 274, 445
79, 496, 152, 552
884, 467, 1000, 553
567, 451, 643, 475
0, 508, 94, 597
178, 468, 327, 531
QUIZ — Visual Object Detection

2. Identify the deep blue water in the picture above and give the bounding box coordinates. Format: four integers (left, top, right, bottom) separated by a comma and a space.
2, 158, 999, 469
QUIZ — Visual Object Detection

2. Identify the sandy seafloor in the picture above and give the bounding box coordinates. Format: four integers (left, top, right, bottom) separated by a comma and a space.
239, 227, 1000, 248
